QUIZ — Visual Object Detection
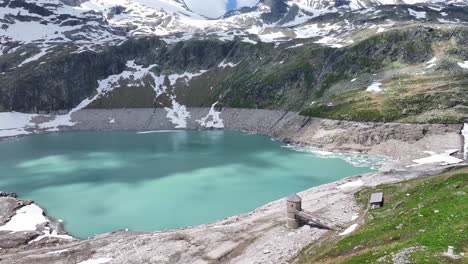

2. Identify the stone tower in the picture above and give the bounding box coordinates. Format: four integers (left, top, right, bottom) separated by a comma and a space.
286, 193, 302, 229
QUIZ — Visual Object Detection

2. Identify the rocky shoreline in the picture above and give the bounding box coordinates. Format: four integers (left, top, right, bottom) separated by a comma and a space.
64, 108, 464, 162
0, 108, 466, 264
1, 108, 464, 162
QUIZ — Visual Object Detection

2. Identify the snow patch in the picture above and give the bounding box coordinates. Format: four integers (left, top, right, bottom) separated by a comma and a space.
0, 112, 35, 130
410, 149, 463, 166
156, 70, 207, 128
137, 130, 179, 134
165, 99, 190, 128
315, 36, 343, 48
196, 102, 224, 129
218, 60, 240, 68
286, 43, 304, 49
377, 27, 386, 33
0, 112, 37, 137
18, 47, 51, 68
438, 18, 457, 24
77, 258, 113, 264
408, 8, 427, 19
425, 57, 437, 69
462, 123, 468, 160
457, 61, 468, 69
47, 249, 70, 255
366, 81, 383, 93
0, 128, 30, 138
0, 204, 48, 232
258, 31, 287, 42
240, 37, 257, 44
336, 180, 364, 190
32, 228, 73, 242
339, 224, 358, 236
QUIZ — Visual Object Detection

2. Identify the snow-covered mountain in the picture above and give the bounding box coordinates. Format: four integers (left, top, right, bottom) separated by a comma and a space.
2, 0, 468, 51
292, 0, 468, 10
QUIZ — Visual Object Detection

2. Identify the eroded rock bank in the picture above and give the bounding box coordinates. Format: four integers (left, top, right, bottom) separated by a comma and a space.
65, 108, 464, 162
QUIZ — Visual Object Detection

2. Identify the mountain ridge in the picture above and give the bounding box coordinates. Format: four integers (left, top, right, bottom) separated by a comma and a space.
0, 0, 467, 127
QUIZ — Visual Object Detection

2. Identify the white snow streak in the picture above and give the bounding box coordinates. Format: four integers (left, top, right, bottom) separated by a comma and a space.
218, 60, 240, 68
336, 180, 364, 190
339, 224, 358, 236
286, 43, 304, 49
77, 258, 113, 264
425, 57, 437, 69
18, 47, 51, 68
462, 123, 468, 160
196, 102, 224, 128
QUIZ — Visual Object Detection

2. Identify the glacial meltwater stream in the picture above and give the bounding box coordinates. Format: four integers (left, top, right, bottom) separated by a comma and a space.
0, 131, 379, 238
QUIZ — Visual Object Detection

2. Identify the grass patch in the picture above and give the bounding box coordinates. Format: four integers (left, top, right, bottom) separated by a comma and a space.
301, 73, 468, 123
295, 167, 468, 264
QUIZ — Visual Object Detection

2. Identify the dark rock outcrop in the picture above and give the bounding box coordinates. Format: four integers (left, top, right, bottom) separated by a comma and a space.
261, 0, 289, 22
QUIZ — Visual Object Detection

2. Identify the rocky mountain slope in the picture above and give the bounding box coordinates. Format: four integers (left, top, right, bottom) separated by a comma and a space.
0, 0, 467, 128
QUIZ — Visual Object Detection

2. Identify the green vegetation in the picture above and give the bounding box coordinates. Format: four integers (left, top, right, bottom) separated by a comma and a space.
295, 167, 468, 264
301, 73, 468, 123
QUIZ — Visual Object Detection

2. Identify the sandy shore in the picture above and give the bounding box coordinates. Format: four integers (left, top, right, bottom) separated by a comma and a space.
0, 108, 466, 263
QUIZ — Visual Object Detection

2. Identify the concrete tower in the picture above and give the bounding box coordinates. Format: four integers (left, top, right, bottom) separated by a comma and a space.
286, 193, 302, 229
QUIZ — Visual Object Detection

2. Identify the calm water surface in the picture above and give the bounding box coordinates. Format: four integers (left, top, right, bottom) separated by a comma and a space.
0, 131, 375, 238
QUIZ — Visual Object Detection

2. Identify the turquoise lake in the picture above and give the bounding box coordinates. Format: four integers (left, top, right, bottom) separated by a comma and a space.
0, 131, 377, 238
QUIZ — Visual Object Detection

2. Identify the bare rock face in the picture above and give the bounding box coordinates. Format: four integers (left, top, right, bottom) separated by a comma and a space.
0, 192, 17, 198
107, 5, 127, 19
0, 231, 42, 249
261, 0, 290, 22
0, 196, 27, 225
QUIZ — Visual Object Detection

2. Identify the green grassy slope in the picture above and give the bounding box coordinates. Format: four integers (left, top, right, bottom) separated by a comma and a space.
295, 167, 468, 264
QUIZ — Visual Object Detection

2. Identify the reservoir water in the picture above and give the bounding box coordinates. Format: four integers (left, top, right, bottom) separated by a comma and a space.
0, 131, 377, 238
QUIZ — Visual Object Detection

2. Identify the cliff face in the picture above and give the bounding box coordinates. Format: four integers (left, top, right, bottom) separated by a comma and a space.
1, 26, 467, 123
